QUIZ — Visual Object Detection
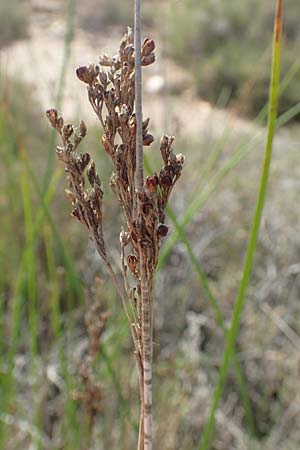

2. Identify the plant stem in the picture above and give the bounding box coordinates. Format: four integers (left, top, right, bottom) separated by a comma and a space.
135, 1, 153, 449
135, 0, 144, 192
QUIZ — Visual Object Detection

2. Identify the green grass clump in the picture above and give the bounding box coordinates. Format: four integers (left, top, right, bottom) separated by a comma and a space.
166, 0, 299, 119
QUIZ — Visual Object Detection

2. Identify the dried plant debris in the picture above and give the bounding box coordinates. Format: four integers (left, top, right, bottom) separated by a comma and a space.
73, 296, 109, 432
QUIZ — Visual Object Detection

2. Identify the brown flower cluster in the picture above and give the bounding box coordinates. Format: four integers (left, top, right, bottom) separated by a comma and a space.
46, 29, 184, 445
47, 27, 184, 290
46, 108, 107, 262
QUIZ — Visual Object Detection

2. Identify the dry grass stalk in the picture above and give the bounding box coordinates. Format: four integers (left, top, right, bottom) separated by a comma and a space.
46, 27, 184, 449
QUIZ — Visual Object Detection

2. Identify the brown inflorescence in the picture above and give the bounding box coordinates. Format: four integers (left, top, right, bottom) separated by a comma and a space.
46, 27, 184, 448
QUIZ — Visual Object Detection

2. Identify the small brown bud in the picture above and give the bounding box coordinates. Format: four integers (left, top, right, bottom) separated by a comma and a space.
146, 176, 158, 193
157, 223, 169, 238
127, 27, 134, 45
56, 146, 64, 160
160, 135, 169, 148
65, 189, 76, 201
142, 117, 150, 131
127, 254, 138, 274
128, 117, 136, 135
143, 134, 154, 146
80, 153, 91, 171
119, 107, 129, 123
46, 108, 58, 128
102, 135, 112, 155
76, 66, 93, 84
99, 54, 112, 66
63, 124, 74, 139
142, 202, 152, 215
57, 116, 64, 129
87, 162, 96, 185
159, 174, 172, 188
71, 207, 81, 221
142, 38, 155, 57
79, 120, 87, 137
99, 70, 108, 85
120, 230, 130, 246
141, 53, 155, 66
124, 44, 134, 58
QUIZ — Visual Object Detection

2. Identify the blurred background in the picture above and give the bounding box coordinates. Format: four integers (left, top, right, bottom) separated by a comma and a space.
1, 1, 300, 449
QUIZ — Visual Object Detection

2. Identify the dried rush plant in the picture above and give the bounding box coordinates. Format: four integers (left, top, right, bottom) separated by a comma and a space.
47, 28, 184, 449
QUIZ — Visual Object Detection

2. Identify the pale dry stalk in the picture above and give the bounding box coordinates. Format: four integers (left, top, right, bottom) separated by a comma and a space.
134, 1, 152, 448
46, 27, 184, 450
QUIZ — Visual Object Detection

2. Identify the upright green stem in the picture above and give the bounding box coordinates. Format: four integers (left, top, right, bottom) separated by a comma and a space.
42, 0, 77, 192
199, 1, 283, 448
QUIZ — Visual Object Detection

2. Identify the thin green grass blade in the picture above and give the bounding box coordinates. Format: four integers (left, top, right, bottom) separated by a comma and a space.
9, 166, 63, 350
42, 0, 77, 192
199, 1, 283, 448
157, 131, 263, 272
99, 345, 139, 432
44, 225, 62, 340
23, 153, 84, 302
255, 59, 300, 124
165, 206, 256, 436
191, 127, 230, 200
44, 228, 80, 448
158, 60, 300, 272
20, 164, 38, 357
276, 101, 300, 127
0, 243, 11, 449
144, 156, 255, 435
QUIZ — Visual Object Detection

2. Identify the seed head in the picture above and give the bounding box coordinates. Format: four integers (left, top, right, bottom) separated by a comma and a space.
157, 224, 169, 238
146, 176, 158, 193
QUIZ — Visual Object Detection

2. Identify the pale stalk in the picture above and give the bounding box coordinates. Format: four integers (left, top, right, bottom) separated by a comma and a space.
135, 0, 153, 449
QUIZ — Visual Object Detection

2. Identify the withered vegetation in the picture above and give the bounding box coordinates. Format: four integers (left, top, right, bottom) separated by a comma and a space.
46, 27, 184, 448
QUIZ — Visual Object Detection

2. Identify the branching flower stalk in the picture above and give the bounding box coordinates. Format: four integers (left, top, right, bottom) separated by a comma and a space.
46, 28, 184, 449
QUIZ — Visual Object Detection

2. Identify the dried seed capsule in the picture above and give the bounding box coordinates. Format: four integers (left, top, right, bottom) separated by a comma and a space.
76, 66, 92, 84
99, 53, 112, 66
79, 120, 87, 137
46, 108, 58, 128
80, 153, 91, 171
142, 117, 150, 131
176, 153, 185, 165
57, 116, 64, 129
99, 70, 108, 86
142, 202, 152, 215
146, 176, 158, 193
71, 207, 81, 221
142, 38, 155, 57
159, 172, 172, 188
87, 162, 96, 185
143, 134, 154, 146
157, 223, 169, 238
141, 53, 155, 66
127, 254, 138, 274
124, 44, 134, 57
120, 230, 130, 246
127, 27, 134, 45
63, 124, 74, 139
